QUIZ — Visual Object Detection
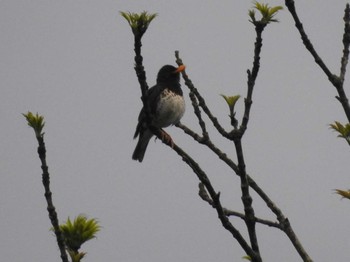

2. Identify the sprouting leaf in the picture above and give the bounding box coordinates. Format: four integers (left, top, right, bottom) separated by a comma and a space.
334, 189, 350, 200
23, 111, 45, 138
249, 1, 283, 25
329, 121, 350, 145
221, 94, 241, 107
221, 94, 240, 111
120, 11, 157, 37
67, 250, 86, 262
242, 255, 252, 261
57, 214, 101, 253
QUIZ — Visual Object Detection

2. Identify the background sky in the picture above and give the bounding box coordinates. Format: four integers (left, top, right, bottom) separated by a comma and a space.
1, 1, 350, 261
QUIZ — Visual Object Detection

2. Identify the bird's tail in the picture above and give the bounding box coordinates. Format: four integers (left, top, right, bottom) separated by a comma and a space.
132, 130, 152, 162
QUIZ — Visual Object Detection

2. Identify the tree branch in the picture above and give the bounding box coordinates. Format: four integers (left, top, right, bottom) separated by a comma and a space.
337, 3, 350, 122
340, 4, 350, 83
284, 0, 335, 82
169, 141, 258, 260
240, 24, 264, 133
198, 182, 281, 229
285, 0, 350, 122
133, 34, 152, 124
177, 121, 313, 261
248, 177, 313, 262
36, 136, 69, 262
176, 122, 239, 173
175, 51, 231, 139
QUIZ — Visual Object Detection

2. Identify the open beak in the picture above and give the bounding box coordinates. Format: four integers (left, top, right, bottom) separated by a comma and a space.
174, 64, 186, 73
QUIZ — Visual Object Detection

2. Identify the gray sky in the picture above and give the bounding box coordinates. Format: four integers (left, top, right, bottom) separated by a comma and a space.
1, 1, 350, 261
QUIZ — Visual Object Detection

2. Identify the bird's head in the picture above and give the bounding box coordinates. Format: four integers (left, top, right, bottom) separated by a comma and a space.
156, 64, 186, 85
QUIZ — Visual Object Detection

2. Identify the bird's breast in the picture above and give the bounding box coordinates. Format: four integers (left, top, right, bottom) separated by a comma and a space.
154, 89, 185, 128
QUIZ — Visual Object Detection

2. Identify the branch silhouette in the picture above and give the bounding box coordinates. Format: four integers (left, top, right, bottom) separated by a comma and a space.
285, 1, 350, 123
23, 112, 68, 262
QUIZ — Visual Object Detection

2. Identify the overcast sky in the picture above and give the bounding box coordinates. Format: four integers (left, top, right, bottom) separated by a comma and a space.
1, 1, 350, 261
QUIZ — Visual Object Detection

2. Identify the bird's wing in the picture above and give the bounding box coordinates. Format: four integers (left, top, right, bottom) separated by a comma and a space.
133, 84, 163, 139
147, 84, 163, 114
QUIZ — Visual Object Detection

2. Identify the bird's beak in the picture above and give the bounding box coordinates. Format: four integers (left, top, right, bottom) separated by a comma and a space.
174, 65, 186, 73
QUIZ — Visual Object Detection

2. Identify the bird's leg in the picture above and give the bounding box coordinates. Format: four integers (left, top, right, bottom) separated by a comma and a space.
160, 129, 174, 148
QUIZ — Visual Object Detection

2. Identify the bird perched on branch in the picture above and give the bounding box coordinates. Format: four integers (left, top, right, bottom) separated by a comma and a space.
132, 64, 186, 162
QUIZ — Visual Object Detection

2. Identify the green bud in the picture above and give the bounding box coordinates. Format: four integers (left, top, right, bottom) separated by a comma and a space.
23, 111, 45, 138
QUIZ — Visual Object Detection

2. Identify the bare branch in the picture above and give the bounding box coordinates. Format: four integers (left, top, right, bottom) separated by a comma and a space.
284, 0, 335, 82
37, 136, 69, 262
199, 183, 281, 229
240, 24, 265, 134
169, 142, 257, 259
175, 51, 231, 139
248, 177, 313, 262
340, 4, 350, 83
285, 0, 350, 123
176, 122, 239, 173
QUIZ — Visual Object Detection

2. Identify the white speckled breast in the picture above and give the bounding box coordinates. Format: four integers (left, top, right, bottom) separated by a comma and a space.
154, 89, 185, 128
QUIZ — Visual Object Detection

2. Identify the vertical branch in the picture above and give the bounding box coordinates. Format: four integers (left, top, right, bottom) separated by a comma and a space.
241, 24, 264, 132
133, 34, 150, 112
120, 11, 157, 121
231, 22, 266, 259
234, 138, 260, 258
337, 4, 350, 122
340, 4, 350, 83
36, 136, 69, 262
23, 112, 68, 262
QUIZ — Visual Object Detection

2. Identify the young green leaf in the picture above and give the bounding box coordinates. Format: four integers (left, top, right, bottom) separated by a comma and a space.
120, 11, 157, 37
330, 121, 350, 144
67, 250, 86, 262
334, 189, 350, 200
23, 111, 45, 138
221, 94, 240, 112
58, 215, 100, 252
249, 1, 283, 25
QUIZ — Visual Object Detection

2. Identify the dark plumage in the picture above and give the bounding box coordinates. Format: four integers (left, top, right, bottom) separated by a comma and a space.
132, 65, 186, 162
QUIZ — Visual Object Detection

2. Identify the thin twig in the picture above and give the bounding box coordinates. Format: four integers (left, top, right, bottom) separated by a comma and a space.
133, 34, 152, 123
240, 24, 264, 134
198, 183, 281, 229
225, 209, 281, 229
285, 0, 350, 123
178, 120, 312, 261
176, 122, 239, 173
170, 142, 258, 260
340, 4, 350, 83
284, 0, 335, 82
36, 136, 69, 262
248, 177, 313, 262
175, 51, 231, 139
188, 91, 209, 139
337, 3, 350, 122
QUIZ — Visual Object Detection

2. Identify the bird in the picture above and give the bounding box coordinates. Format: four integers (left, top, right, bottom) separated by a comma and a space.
132, 64, 186, 162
